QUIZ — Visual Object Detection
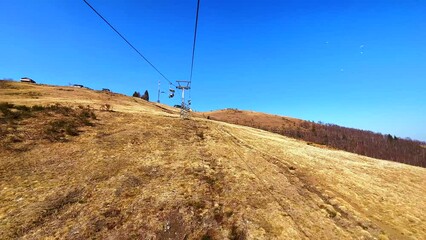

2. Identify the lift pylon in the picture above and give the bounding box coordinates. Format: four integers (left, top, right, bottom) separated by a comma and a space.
176, 80, 191, 119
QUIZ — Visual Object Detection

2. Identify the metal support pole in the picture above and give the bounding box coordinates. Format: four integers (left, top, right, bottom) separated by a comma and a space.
157, 80, 160, 103
181, 88, 185, 108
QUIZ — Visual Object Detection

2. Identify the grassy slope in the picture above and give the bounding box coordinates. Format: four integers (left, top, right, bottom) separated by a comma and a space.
200, 109, 426, 167
198, 109, 300, 134
1, 80, 425, 239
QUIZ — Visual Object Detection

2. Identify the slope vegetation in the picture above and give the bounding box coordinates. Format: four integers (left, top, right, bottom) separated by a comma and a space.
202, 109, 426, 167
1, 80, 426, 239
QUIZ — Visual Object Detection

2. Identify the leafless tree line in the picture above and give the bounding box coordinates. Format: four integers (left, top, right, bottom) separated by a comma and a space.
212, 115, 426, 168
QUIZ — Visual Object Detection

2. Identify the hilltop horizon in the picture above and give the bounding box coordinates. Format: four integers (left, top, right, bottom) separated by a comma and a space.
2, 78, 425, 143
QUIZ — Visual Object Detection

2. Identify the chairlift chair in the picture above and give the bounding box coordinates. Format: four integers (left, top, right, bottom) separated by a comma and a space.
168, 87, 175, 98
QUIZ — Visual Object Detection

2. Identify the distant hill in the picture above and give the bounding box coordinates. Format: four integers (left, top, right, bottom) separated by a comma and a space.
201, 109, 426, 168
1, 80, 426, 239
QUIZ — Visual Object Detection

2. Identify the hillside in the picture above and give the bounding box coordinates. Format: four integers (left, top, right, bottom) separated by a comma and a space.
201, 109, 426, 168
1, 80, 426, 239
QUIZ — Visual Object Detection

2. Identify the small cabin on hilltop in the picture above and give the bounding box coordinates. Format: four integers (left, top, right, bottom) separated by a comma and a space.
20, 77, 36, 83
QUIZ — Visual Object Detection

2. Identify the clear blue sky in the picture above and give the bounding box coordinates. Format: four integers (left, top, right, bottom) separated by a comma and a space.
1, 0, 425, 141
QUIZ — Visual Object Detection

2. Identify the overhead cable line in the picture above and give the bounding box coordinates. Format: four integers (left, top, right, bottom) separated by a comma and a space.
189, 0, 200, 84
187, 0, 200, 105
83, 0, 174, 86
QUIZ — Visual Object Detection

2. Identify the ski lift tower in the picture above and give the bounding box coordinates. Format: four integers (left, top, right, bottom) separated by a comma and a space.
176, 80, 191, 119
157, 80, 166, 103
157, 80, 161, 103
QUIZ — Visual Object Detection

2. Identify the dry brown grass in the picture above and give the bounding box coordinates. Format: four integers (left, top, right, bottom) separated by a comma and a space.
0, 102, 96, 151
1, 80, 426, 239
200, 108, 426, 168
198, 108, 302, 130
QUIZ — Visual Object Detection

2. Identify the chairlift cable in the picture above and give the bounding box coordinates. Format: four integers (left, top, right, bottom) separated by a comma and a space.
188, 0, 200, 106
83, 0, 175, 87
189, 0, 200, 84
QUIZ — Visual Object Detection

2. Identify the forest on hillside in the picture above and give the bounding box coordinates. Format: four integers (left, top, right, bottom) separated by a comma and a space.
279, 122, 425, 168
210, 113, 426, 168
